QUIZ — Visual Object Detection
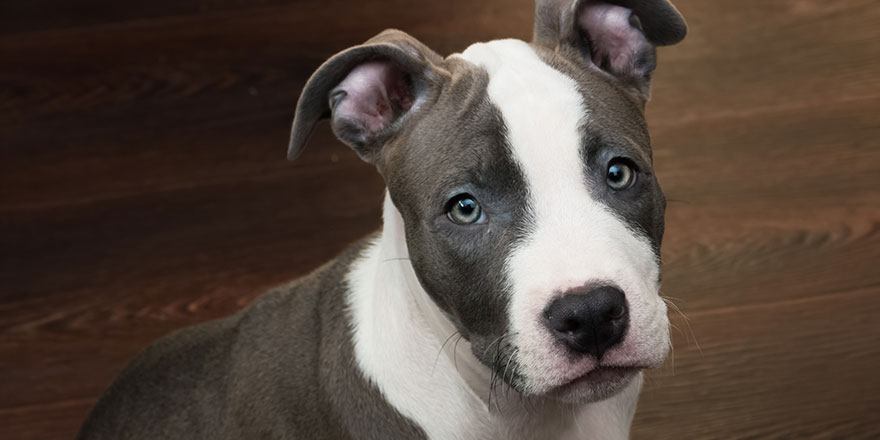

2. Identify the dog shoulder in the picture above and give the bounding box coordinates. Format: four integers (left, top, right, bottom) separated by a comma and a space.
77, 240, 375, 439
76, 312, 241, 438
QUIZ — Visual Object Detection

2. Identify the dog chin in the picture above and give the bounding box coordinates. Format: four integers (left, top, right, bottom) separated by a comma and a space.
544, 367, 640, 404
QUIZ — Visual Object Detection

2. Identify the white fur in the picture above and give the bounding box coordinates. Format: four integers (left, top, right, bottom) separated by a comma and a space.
458, 39, 669, 396
347, 193, 643, 439
346, 195, 496, 439
347, 38, 666, 439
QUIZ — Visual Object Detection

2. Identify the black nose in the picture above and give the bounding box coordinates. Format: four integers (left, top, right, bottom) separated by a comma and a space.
543, 285, 629, 360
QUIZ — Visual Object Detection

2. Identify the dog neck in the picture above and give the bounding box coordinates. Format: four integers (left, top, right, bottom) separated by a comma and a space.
345, 192, 641, 440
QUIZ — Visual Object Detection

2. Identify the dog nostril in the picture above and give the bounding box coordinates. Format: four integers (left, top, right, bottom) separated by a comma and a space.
558, 317, 580, 333
545, 311, 580, 333
607, 305, 626, 320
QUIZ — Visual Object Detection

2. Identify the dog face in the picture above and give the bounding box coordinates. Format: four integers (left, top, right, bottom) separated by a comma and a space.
290, 0, 686, 403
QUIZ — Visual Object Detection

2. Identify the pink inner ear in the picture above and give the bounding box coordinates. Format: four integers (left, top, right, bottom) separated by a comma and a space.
331, 61, 413, 138
577, 2, 650, 76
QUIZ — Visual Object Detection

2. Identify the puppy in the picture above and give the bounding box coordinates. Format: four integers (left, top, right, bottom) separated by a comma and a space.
78, 1, 686, 438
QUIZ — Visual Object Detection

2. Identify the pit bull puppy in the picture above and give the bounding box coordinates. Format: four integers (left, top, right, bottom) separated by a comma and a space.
78, 0, 686, 438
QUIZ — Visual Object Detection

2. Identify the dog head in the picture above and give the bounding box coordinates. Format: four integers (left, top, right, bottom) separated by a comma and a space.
289, 0, 686, 403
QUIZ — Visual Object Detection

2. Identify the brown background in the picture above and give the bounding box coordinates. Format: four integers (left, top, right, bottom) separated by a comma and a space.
2, 0, 879, 438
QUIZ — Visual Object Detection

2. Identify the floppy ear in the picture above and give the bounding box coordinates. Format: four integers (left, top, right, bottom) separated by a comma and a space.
534, 0, 686, 100
288, 29, 443, 162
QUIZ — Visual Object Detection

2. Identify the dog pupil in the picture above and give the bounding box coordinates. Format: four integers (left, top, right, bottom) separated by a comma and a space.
459, 200, 474, 215
609, 166, 621, 181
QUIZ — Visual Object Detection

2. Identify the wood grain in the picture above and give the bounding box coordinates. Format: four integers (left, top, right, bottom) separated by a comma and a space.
2, 0, 879, 438
636, 287, 880, 439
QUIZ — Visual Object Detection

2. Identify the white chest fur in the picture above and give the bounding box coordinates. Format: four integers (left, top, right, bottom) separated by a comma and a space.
345, 194, 642, 440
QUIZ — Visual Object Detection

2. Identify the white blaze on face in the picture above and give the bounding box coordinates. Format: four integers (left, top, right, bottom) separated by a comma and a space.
458, 40, 669, 395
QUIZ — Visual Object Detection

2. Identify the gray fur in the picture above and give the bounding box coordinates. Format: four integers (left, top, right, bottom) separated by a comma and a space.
381, 57, 533, 389
290, 27, 536, 388
78, 238, 427, 440
532, 44, 666, 253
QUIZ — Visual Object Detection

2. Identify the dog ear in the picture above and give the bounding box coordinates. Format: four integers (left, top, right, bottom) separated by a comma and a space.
533, 0, 686, 100
288, 29, 443, 162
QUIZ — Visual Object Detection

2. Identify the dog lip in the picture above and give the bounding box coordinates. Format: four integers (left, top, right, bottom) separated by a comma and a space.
553, 364, 644, 392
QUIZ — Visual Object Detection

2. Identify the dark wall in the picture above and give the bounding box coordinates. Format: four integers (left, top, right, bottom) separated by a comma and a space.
1, 1, 879, 438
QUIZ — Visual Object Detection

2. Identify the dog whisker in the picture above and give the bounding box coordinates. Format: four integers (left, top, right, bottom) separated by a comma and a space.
661, 294, 702, 354
432, 331, 461, 376
482, 332, 511, 358
667, 323, 675, 376
571, 404, 587, 435
490, 339, 504, 414
500, 345, 513, 400
501, 345, 520, 402
489, 332, 516, 414
660, 296, 678, 376
484, 332, 521, 414
452, 334, 464, 372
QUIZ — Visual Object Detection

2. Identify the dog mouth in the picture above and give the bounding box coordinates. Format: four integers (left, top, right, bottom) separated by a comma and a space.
547, 365, 642, 400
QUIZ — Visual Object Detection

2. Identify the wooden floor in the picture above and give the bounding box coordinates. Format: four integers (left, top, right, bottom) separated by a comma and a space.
2, 0, 879, 438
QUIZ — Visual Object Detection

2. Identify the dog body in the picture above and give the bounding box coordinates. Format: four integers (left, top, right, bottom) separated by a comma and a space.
79, 1, 686, 438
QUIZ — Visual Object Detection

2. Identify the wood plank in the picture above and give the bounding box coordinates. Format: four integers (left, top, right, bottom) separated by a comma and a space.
0, 137, 385, 329
655, 96, 880, 312
633, 287, 880, 439
0, 0, 534, 130
0, 398, 95, 440
2, 0, 879, 438
2, 0, 877, 211
0, 0, 421, 36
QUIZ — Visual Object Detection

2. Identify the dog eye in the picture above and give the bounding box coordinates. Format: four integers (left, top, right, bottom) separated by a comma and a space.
446, 194, 484, 225
606, 159, 636, 190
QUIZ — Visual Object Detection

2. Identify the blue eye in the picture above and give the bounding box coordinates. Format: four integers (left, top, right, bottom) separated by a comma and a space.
607, 160, 635, 190
447, 194, 483, 225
